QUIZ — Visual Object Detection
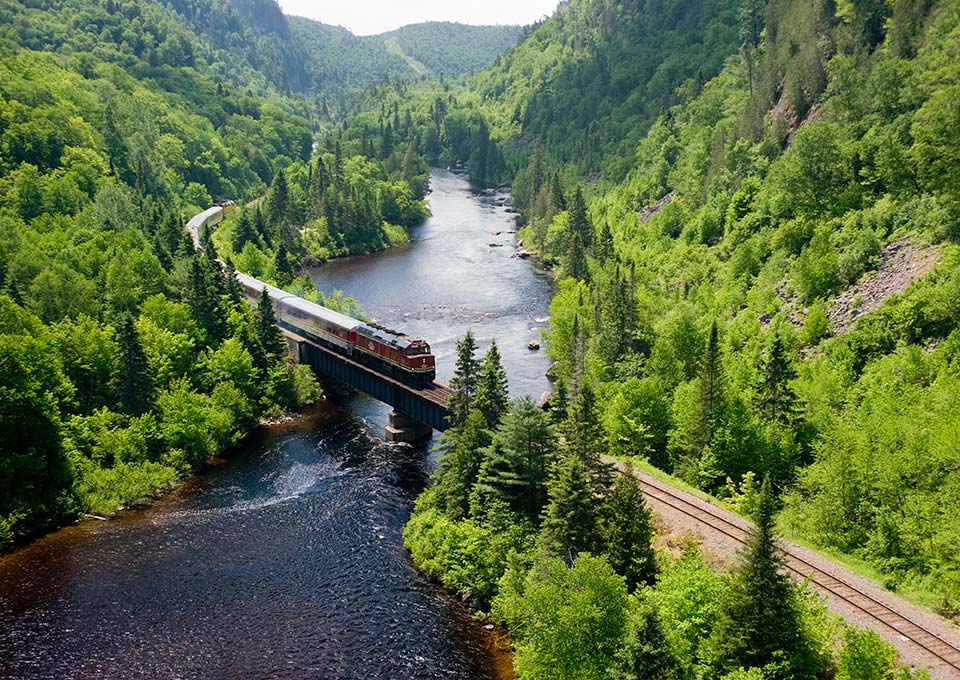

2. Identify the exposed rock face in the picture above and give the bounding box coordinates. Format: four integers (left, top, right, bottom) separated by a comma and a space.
639, 192, 675, 223
828, 238, 940, 334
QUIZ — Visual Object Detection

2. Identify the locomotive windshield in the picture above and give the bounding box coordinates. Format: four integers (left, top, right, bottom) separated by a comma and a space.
407, 342, 431, 356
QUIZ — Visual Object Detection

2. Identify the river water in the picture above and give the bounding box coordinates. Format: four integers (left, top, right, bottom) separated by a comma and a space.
0, 170, 552, 680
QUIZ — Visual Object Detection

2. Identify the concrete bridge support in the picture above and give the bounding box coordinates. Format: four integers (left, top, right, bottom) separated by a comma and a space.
385, 411, 433, 443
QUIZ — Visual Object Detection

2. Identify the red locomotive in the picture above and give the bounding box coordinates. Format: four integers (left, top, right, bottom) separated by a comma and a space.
235, 272, 436, 386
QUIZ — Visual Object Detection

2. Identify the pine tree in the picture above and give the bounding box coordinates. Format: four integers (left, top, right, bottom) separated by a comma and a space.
693, 320, 725, 452
448, 330, 481, 426
470, 397, 554, 523
239, 315, 268, 373
563, 383, 613, 492
112, 313, 153, 415
267, 169, 290, 228
431, 409, 491, 519
539, 453, 600, 564
708, 477, 818, 677
597, 222, 615, 264
222, 258, 243, 304
256, 287, 287, 362
601, 467, 657, 591
232, 208, 258, 253
474, 339, 509, 428
612, 598, 684, 680
565, 231, 588, 281
188, 255, 227, 344
199, 223, 217, 259
275, 242, 294, 287
757, 334, 797, 424
550, 171, 566, 213
254, 204, 272, 248
568, 185, 592, 252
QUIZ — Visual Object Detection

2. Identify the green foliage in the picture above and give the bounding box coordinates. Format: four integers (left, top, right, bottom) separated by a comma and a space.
611, 596, 684, 680
403, 507, 532, 607
538, 454, 600, 563
474, 339, 509, 428
708, 478, 824, 678
493, 553, 629, 680
599, 467, 658, 592
448, 330, 481, 426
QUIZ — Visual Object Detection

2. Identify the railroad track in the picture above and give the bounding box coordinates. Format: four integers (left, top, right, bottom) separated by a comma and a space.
635, 473, 960, 677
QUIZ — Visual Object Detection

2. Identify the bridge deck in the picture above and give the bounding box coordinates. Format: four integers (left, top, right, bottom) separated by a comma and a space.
283, 329, 452, 431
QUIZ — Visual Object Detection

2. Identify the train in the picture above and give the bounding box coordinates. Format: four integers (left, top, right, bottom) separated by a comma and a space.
185, 204, 436, 386
185, 200, 235, 248
235, 272, 436, 386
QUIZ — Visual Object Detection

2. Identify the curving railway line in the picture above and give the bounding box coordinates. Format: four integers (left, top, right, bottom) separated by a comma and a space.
627, 468, 960, 679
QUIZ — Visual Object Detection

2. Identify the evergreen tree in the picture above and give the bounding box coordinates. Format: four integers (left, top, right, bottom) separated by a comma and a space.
474, 339, 509, 428
275, 242, 294, 287
448, 330, 481, 425
612, 598, 684, 680
565, 231, 588, 282
470, 397, 554, 522
232, 208, 258, 253
567, 185, 592, 252
112, 313, 153, 415
550, 171, 566, 212
431, 409, 491, 519
199, 223, 216, 259
549, 375, 569, 419
597, 222, 615, 264
267, 169, 290, 228
187, 254, 227, 344
222, 257, 243, 304
708, 477, 819, 677
569, 313, 588, 398
756, 334, 797, 424
693, 320, 725, 451
254, 204, 272, 248
539, 453, 599, 564
601, 467, 657, 591
256, 287, 287, 363
239, 315, 269, 373
563, 383, 613, 492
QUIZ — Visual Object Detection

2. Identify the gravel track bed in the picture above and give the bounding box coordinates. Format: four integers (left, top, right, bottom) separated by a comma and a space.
610, 462, 960, 679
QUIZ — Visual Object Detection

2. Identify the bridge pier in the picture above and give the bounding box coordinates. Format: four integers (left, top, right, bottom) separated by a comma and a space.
385, 411, 433, 443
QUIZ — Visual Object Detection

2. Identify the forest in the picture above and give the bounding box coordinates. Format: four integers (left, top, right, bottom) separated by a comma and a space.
3, 0, 960, 676
416, 0, 960, 620
405, 332, 931, 679
396, 0, 960, 677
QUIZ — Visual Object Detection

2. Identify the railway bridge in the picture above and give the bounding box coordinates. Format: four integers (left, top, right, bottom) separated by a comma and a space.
282, 329, 452, 441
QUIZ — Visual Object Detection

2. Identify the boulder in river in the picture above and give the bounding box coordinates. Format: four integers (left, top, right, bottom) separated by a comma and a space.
528, 339, 541, 351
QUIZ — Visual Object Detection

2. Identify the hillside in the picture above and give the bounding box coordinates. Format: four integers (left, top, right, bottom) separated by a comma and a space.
492, 0, 960, 619
393, 0, 960, 677
380, 22, 524, 78
287, 16, 524, 113
0, 0, 432, 550
471, 0, 740, 182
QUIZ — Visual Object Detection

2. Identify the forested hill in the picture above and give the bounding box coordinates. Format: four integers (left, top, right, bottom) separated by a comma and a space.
472, 0, 740, 181
0, 0, 432, 550
474, 0, 960, 622
288, 16, 524, 112
398, 0, 960, 675
380, 22, 525, 78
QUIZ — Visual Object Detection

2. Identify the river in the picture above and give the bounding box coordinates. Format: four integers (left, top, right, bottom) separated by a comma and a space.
0, 170, 553, 679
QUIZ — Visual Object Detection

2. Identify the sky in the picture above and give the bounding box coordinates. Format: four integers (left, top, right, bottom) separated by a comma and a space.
276, 0, 559, 36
